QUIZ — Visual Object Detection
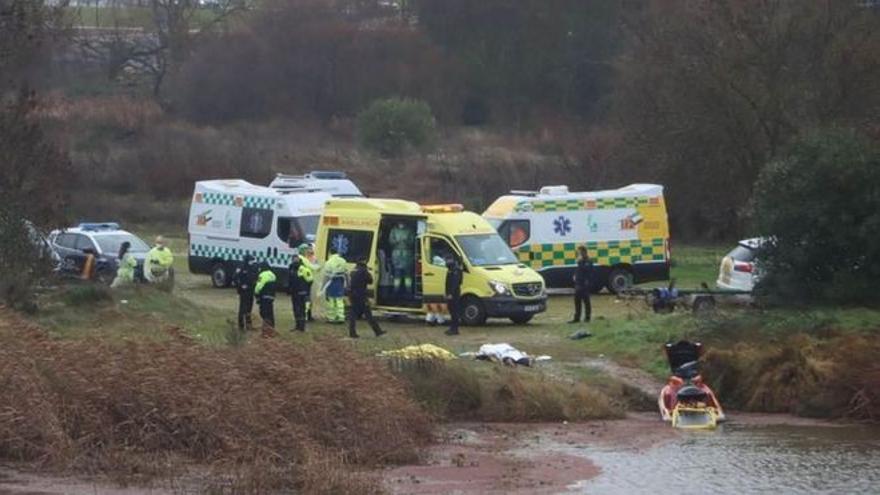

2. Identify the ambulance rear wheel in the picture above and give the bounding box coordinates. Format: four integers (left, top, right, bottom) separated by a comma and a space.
606, 268, 633, 294
211, 262, 231, 288
461, 296, 487, 326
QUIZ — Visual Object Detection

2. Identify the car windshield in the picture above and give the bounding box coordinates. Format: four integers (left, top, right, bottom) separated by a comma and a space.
94, 234, 150, 255
456, 234, 519, 267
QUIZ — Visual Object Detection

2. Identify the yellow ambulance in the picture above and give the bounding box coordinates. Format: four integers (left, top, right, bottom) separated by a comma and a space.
315, 198, 547, 325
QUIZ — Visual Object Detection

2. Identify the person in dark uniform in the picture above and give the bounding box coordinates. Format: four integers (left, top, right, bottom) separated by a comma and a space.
444, 257, 463, 336
288, 255, 312, 332
347, 260, 386, 339
232, 255, 257, 331
254, 261, 277, 333
569, 245, 592, 323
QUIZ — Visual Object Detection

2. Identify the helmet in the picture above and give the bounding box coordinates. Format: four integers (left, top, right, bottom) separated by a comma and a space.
259, 261, 271, 271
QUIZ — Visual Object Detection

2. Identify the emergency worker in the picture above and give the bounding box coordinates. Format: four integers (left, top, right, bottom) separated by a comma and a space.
323, 247, 348, 323
111, 241, 137, 288
254, 262, 277, 333
347, 260, 385, 338
444, 257, 463, 336
425, 255, 447, 325
144, 235, 174, 284
288, 255, 313, 332
569, 245, 592, 323
389, 222, 414, 296
232, 254, 257, 331
298, 243, 318, 321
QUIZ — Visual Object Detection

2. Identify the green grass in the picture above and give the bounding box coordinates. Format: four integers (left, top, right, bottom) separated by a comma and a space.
32, 232, 880, 400
667, 244, 729, 288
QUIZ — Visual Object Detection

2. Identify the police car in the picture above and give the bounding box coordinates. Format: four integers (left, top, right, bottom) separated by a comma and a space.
49, 223, 150, 283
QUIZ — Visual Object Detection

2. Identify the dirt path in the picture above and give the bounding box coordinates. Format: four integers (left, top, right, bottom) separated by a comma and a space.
578, 357, 663, 397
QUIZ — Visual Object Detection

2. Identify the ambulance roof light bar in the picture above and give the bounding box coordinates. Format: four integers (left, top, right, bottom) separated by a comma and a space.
274, 170, 348, 180
421, 204, 464, 213
539, 185, 570, 196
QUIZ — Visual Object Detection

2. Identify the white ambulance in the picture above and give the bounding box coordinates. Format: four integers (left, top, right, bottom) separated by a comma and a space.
483, 184, 671, 293
188, 180, 331, 287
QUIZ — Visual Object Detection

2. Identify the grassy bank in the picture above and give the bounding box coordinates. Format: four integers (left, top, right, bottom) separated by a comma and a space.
24, 234, 880, 443
0, 307, 431, 493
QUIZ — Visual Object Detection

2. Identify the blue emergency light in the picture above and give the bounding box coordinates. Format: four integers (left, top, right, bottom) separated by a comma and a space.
78, 222, 121, 232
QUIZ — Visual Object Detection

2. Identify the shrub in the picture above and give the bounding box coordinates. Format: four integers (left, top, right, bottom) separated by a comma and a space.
0, 208, 54, 312
0, 312, 433, 492
750, 128, 880, 305
702, 332, 880, 420
393, 359, 622, 422
356, 97, 437, 157
61, 285, 114, 307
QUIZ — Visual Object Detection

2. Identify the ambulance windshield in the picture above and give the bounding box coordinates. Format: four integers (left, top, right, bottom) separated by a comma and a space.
456, 234, 518, 267
485, 218, 502, 229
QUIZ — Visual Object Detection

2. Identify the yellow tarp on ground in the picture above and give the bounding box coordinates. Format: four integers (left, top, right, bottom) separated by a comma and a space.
380, 344, 457, 361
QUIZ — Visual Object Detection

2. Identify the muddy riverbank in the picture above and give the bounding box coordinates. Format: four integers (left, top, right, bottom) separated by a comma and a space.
2, 413, 876, 495
383, 413, 880, 495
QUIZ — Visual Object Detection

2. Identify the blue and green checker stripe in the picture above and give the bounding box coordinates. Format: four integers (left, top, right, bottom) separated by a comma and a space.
514, 196, 654, 213
190, 243, 292, 267
200, 193, 277, 210
516, 238, 666, 269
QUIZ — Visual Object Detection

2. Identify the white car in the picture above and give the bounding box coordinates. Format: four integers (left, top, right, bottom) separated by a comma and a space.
716, 238, 765, 292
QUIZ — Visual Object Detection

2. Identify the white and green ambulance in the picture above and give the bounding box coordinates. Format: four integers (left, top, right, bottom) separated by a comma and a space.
188, 179, 331, 287
483, 184, 670, 293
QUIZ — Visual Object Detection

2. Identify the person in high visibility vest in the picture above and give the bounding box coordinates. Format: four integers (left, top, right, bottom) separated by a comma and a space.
298, 243, 319, 321
288, 255, 313, 332
254, 261, 277, 334
323, 247, 348, 323
144, 235, 174, 284
111, 241, 137, 288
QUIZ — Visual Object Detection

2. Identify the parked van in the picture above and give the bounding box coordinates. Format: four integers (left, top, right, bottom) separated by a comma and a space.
315, 199, 547, 325
483, 184, 670, 292
188, 180, 331, 287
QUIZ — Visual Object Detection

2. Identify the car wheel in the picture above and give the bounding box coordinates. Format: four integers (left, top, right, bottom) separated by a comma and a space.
461, 296, 487, 326
211, 263, 231, 288
606, 268, 633, 294
509, 314, 533, 325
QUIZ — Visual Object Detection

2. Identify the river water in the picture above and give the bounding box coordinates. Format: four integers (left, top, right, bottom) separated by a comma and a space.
571, 421, 880, 494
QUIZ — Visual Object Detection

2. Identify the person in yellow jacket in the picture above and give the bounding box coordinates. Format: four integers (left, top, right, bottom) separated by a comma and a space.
144, 235, 174, 284
297, 243, 319, 321
111, 241, 137, 288
254, 262, 277, 333
322, 247, 348, 323
288, 255, 313, 331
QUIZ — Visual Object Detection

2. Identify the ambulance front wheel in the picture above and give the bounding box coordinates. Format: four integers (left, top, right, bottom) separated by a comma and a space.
211, 262, 231, 288
606, 267, 633, 294
461, 296, 487, 326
